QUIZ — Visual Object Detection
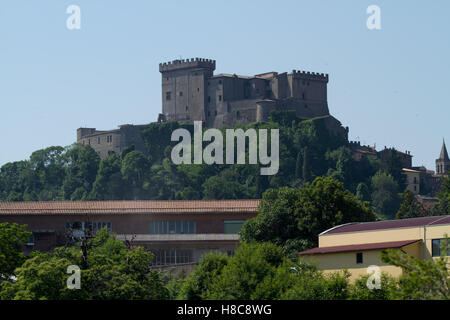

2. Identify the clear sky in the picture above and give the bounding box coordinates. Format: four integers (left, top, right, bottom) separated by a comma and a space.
0, 0, 448, 170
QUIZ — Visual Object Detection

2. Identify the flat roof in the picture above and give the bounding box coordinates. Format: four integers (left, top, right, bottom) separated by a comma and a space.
0, 200, 260, 215
320, 215, 450, 236
298, 239, 421, 255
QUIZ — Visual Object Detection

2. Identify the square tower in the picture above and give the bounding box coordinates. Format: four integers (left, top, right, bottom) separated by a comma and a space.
159, 58, 216, 123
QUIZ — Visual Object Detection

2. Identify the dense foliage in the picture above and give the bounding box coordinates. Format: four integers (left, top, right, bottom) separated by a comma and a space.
0, 229, 169, 300
239, 177, 376, 254
0, 223, 31, 281
1, 112, 439, 218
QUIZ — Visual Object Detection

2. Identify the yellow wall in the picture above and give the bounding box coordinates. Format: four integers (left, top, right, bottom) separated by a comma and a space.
300, 242, 422, 281
403, 170, 420, 195
305, 222, 450, 281
319, 224, 450, 262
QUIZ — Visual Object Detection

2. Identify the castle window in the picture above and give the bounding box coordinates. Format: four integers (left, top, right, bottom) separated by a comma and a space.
88, 139, 90, 145
302, 93, 305, 99
98, 137, 101, 144
166, 77, 169, 81
208, 96, 211, 103
215, 110, 217, 116
166, 91, 171, 101
186, 106, 189, 112
218, 95, 222, 101
179, 91, 183, 96
219, 80, 222, 84
197, 88, 200, 92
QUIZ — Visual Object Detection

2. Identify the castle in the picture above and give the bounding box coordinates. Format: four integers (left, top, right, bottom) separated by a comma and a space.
77, 58, 346, 158
158, 58, 330, 127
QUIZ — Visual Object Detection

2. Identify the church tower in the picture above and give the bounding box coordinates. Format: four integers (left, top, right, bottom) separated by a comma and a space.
435, 139, 450, 176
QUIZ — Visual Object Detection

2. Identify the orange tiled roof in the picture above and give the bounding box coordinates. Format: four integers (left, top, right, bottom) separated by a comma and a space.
0, 200, 260, 215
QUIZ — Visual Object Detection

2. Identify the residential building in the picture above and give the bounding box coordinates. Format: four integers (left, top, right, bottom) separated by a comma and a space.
402, 168, 420, 195
298, 215, 450, 281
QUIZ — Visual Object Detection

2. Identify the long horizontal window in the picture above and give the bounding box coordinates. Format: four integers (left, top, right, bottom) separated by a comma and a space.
149, 221, 196, 234
432, 238, 450, 257
65, 221, 112, 238
151, 249, 193, 265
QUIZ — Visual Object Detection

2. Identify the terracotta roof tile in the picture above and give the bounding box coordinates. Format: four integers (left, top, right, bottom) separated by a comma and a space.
0, 200, 260, 215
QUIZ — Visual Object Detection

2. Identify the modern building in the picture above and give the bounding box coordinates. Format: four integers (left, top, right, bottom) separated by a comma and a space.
0, 200, 259, 265
298, 215, 450, 281
76, 124, 147, 159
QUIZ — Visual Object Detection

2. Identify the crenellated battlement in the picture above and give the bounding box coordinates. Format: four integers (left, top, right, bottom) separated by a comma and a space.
291, 69, 329, 82
159, 58, 216, 73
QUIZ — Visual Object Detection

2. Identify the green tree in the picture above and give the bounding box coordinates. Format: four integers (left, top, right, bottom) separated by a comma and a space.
356, 182, 370, 202
240, 177, 376, 253
347, 273, 397, 300
434, 175, 450, 215
380, 237, 449, 299
204, 242, 285, 300
371, 171, 401, 218
179, 251, 230, 300
0, 230, 169, 300
0, 223, 31, 281
396, 190, 428, 219
121, 150, 151, 199
62, 144, 100, 200
89, 154, 124, 200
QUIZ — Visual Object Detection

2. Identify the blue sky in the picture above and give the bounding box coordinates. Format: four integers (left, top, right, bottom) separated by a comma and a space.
0, 0, 448, 170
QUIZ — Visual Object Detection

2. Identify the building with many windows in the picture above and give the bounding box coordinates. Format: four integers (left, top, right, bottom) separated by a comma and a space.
0, 200, 259, 265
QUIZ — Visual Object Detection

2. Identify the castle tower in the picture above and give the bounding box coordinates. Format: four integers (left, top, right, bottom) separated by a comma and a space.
159, 58, 216, 123
435, 139, 450, 176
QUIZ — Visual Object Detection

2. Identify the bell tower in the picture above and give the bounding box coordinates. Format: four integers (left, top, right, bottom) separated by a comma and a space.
436, 139, 450, 176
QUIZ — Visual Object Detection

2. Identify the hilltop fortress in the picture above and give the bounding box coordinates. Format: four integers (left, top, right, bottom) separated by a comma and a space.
77, 58, 347, 158
159, 58, 330, 127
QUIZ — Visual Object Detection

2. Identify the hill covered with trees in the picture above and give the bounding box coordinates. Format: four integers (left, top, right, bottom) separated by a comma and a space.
0, 111, 447, 219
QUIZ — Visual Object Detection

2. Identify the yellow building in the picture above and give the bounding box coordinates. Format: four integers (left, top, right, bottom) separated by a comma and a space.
402, 168, 421, 195
298, 215, 450, 281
